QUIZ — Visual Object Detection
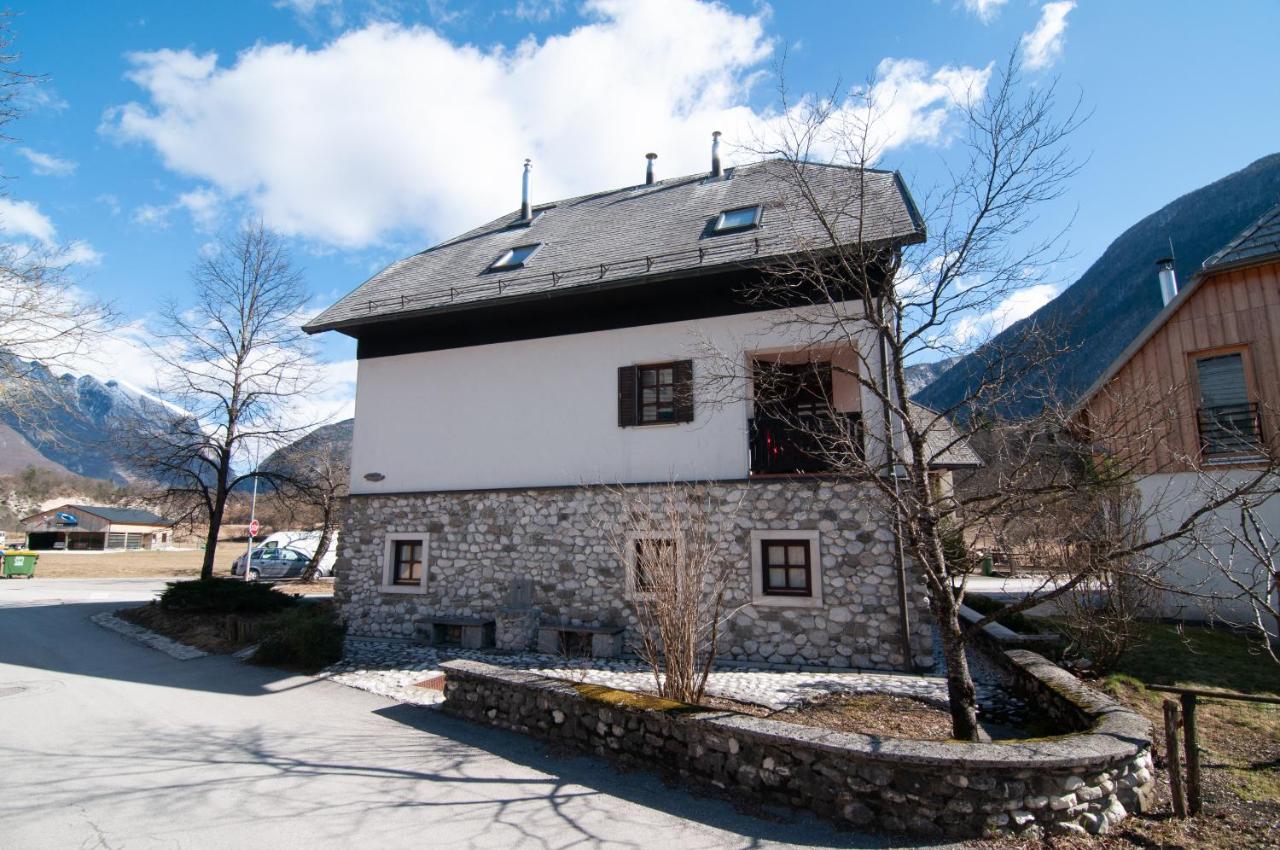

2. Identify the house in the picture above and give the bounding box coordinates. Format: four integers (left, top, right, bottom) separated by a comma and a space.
21, 504, 176, 551
305, 141, 967, 670
1074, 202, 1280, 624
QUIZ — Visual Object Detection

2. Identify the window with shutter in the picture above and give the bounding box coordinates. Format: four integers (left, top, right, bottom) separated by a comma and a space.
618, 360, 694, 427
1195, 350, 1260, 456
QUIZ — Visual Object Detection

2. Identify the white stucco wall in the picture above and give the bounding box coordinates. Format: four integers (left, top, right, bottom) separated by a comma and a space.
349, 306, 885, 494
1136, 470, 1280, 631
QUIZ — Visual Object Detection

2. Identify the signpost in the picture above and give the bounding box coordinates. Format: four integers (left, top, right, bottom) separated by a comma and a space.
242, 472, 259, 582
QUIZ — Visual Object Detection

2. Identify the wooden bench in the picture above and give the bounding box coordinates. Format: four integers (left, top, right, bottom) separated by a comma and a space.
536, 623, 625, 658
415, 615, 496, 650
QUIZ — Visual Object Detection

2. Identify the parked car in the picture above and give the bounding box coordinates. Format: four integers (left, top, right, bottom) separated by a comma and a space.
230, 546, 316, 581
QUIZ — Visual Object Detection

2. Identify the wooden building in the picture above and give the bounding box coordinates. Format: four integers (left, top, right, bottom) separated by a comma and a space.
21, 504, 176, 551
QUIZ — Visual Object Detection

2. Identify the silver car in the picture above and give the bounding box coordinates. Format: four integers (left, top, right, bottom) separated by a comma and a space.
230, 546, 313, 581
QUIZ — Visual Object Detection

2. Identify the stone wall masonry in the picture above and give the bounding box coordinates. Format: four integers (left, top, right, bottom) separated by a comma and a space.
336, 479, 934, 670
439, 651, 1156, 839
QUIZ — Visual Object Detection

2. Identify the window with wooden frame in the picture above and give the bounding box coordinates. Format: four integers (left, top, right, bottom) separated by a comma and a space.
381, 533, 429, 593
1191, 346, 1263, 459
760, 538, 812, 596
749, 529, 823, 608
630, 535, 677, 596
392, 539, 423, 585
617, 360, 694, 427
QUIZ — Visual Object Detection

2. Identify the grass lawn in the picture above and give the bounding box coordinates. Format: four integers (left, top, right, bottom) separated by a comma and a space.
1098, 623, 1280, 849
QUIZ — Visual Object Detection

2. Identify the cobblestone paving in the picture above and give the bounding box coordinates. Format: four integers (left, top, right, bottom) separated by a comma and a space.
323, 637, 1026, 718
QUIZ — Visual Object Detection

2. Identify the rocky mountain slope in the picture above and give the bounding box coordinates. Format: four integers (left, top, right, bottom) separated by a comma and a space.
0, 358, 171, 483
915, 153, 1280, 417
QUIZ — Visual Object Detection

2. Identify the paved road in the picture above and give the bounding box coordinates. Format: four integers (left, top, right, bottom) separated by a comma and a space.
0, 580, 927, 849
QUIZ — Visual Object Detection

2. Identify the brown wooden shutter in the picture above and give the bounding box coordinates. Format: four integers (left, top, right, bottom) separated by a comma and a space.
673, 359, 695, 423
618, 365, 638, 427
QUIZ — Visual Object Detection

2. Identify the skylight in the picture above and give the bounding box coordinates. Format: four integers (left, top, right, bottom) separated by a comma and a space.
488, 243, 541, 271
713, 205, 762, 233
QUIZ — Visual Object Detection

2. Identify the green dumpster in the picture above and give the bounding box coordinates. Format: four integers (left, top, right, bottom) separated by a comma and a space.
1, 550, 37, 578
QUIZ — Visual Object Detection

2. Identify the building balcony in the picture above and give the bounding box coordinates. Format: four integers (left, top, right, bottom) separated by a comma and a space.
749, 412, 864, 475
1197, 402, 1264, 459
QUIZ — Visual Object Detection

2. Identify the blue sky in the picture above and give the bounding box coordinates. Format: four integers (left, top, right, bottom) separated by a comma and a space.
5, 0, 1279, 422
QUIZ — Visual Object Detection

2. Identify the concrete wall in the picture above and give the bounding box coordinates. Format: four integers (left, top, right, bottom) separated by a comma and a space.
1136, 470, 1280, 630
348, 305, 884, 494
439, 651, 1155, 839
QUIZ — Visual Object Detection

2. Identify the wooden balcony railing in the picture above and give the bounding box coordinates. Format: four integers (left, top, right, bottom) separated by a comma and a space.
1197, 402, 1263, 458
749, 412, 864, 475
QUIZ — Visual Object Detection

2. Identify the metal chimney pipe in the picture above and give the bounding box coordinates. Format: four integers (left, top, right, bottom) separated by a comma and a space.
520, 159, 532, 221
645, 152, 657, 185
710, 131, 722, 178
1156, 257, 1178, 306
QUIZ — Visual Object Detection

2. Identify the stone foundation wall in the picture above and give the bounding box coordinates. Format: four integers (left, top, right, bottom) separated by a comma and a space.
335, 478, 933, 670
439, 654, 1156, 839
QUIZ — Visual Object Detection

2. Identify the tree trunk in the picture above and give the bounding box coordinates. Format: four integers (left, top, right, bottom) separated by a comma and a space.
935, 601, 982, 740
301, 517, 334, 583
200, 496, 226, 581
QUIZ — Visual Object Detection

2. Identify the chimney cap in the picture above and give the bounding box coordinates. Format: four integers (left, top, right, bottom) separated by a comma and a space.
645, 152, 657, 160
1155, 256, 1174, 267
712, 130, 722, 138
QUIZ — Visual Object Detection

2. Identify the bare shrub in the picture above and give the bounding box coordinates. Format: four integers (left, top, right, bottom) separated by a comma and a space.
606, 484, 740, 704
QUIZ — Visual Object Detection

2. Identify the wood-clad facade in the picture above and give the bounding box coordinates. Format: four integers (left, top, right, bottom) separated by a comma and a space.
1078, 258, 1280, 475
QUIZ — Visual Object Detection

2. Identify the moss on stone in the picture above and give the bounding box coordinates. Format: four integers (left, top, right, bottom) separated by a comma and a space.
570, 682, 709, 714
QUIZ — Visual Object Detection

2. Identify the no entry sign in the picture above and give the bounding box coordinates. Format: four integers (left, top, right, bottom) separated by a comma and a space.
248, 519, 260, 537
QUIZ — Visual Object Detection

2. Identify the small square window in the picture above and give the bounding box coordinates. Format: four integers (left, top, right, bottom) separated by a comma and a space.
393, 540, 423, 585
761, 539, 812, 596
712, 205, 762, 233
488, 243, 541, 271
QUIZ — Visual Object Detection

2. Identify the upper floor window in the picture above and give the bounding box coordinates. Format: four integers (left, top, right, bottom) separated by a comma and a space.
1194, 349, 1262, 458
712, 205, 762, 234
617, 360, 694, 427
488, 243, 541, 271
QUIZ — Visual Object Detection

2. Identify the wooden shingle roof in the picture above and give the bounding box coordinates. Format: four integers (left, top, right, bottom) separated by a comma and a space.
304, 159, 923, 334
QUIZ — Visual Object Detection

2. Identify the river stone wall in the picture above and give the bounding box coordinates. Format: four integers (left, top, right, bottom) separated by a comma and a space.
439, 652, 1156, 839
335, 479, 933, 670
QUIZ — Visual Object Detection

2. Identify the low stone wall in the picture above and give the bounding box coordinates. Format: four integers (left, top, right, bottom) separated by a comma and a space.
439, 652, 1155, 839
337, 478, 934, 670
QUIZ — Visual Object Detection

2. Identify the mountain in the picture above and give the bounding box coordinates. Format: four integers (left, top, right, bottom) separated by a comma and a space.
904, 356, 961, 399
260, 418, 354, 478
916, 153, 1280, 417
0, 358, 172, 483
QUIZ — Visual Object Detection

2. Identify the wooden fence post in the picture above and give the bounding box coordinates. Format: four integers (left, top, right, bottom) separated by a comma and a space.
1181, 692, 1202, 816
1163, 699, 1187, 818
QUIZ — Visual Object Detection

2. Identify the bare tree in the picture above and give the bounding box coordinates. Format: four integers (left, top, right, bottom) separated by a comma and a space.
268, 436, 349, 582
606, 484, 740, 704
129, 222, 319, 580
695, 52, 1280, 740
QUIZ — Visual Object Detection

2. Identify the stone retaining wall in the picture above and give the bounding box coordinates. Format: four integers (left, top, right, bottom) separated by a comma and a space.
439, 651, 1155, 839
336, 479, 933, 669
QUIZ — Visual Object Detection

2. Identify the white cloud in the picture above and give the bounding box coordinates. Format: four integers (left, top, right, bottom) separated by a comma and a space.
0, 198, 58, 244
960, 0, 1008, 23
18, 147, 78, 177
1021, 1, 1075, 71
106, 0, 988, 249
131, 187, 223, 231
508, 0, 565, 22
952, 283, 1059, 345
58, 241, 104, 267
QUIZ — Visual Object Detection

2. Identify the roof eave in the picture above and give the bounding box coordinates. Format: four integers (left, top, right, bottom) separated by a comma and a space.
303, 230, 925, 336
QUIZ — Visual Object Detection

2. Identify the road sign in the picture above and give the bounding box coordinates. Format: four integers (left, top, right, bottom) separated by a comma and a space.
248, 519, 260, 537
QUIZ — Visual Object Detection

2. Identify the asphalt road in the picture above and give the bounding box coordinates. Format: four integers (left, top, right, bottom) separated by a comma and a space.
0, 580, 924, 850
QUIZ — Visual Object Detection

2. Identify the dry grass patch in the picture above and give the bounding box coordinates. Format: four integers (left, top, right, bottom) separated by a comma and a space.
34, 549, 206, 579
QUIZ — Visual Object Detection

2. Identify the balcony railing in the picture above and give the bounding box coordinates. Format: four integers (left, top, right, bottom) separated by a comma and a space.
749, 412, 864, 475
1197, 402, 1264, 458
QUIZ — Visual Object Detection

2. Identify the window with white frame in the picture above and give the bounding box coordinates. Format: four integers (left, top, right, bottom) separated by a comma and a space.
749, 529, 823, 608
381, 532, 430, 593
626, 532, 678, 598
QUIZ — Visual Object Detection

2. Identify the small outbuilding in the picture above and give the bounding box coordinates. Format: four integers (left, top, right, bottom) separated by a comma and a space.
21, 505, 176, 551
